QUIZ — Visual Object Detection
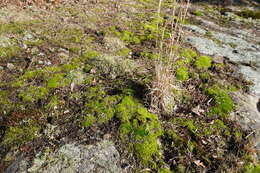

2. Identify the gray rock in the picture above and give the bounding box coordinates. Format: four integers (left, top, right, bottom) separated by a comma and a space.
23, 33, 34, 41
239, 65, 260, 95
183, 24, 207, 35
230, 92, 260, 130
230, 92, 260, 159
0, 36, 13, 47
7, 63, 15, 70
185, 26, 260, 94
5, 140, 122, 173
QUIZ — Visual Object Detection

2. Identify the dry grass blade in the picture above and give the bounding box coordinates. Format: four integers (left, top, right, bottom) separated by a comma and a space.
149, 0, 190, 114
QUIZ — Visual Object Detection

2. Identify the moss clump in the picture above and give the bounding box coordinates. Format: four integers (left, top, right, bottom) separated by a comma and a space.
159, 168, 172, 173
192, 10, 204, 16
110, 26, 141, 44
82, 115, 96, 127
46, 96, 60, 109
47, 73, 65, 89
194, 56, 212, 70
118, 48, 131, 57
82, 87, 120, 126
244, 164, 260, 173
0, 46, 21, 59
141, 17, 164, 41
140, 51, 159, 60
59, 28, 84, 43
116, 96, 163, 168
205, 31, 213, 38
19, 86, 49, 103
3, 120, 39, 146
0, 23, 24, 34
82, 50, 100, 59
236, 10, 260, 19
176, 67, 189, 81
180, 48, 197, 60
206, 85, 234, 118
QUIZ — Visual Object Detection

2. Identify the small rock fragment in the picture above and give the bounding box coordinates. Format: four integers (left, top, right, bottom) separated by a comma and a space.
7, 63, 15, 70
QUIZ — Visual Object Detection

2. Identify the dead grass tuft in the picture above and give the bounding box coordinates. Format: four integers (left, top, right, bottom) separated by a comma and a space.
149, 0, 190, 114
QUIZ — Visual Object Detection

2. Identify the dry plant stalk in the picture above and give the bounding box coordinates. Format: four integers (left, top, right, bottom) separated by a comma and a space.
149, 0, 190, 114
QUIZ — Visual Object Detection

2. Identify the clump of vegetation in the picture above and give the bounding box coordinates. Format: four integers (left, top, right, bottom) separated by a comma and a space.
118, 48, 131, 57
82, 87, 120, 127
176, 66, 189, 80
236, 10, 260, 19
191, 10, 204, 16
58, 28, 84, 44
194, 56, 212, 70
47, 73, 65, 89
244, 164, 260, 173
0, 46, 22, 59
179, 48, 197, 60
116, 96, 163, 169
0, 22, 25, 34
3, 120, 39, 146
206, 85, 234, 118
19, 86, 49, 103
110, 26, 141, 44
205, 31, 213, 38
140, 51, 159, 60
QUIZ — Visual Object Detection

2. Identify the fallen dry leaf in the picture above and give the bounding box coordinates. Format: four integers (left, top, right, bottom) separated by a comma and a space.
194, 160, 206, 168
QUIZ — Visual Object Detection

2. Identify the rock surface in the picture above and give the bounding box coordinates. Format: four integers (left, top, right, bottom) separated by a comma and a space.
185, 8, 260, 159
4, 140, 122, 173
185, 23, 260, 94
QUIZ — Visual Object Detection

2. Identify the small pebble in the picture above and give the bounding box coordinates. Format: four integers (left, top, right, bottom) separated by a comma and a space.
7, 63, 15, 70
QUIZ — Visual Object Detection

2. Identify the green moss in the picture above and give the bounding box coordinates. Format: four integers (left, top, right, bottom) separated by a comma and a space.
205, 31, 213, 38
0, 46, 22, 59
192, 10, 204, 16
47, 73, 65, 89
118, 48, 131, 57
211, 119, 230, 136
176, 67, 189, 81
236, 10, 260, 19
0, 23, 24, 34
159, 168, 172, 173
206, 86, 234, 118
82, 115, 96, 127
82, 50, 100, 59
234, 130, 242, 140
69, 47, 81, 54
0, 90, 13, 114
244, 164, 260, 173
177, 164, 186, 173
3, 120, 39, 146
61, 61, 80, 72
82, 87, 120, 126
181, 120, 197, 134
46, 96, 60, 109
59, 28, 84, 43
24, 39, 45, 47
110, 26, 141, 44
194, 56, 212, 70
116, 96, 162, 167
19, 86, 49, 103
199, 72, 210, 81
140, 51, 159, 60
180, 48, 197, 60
